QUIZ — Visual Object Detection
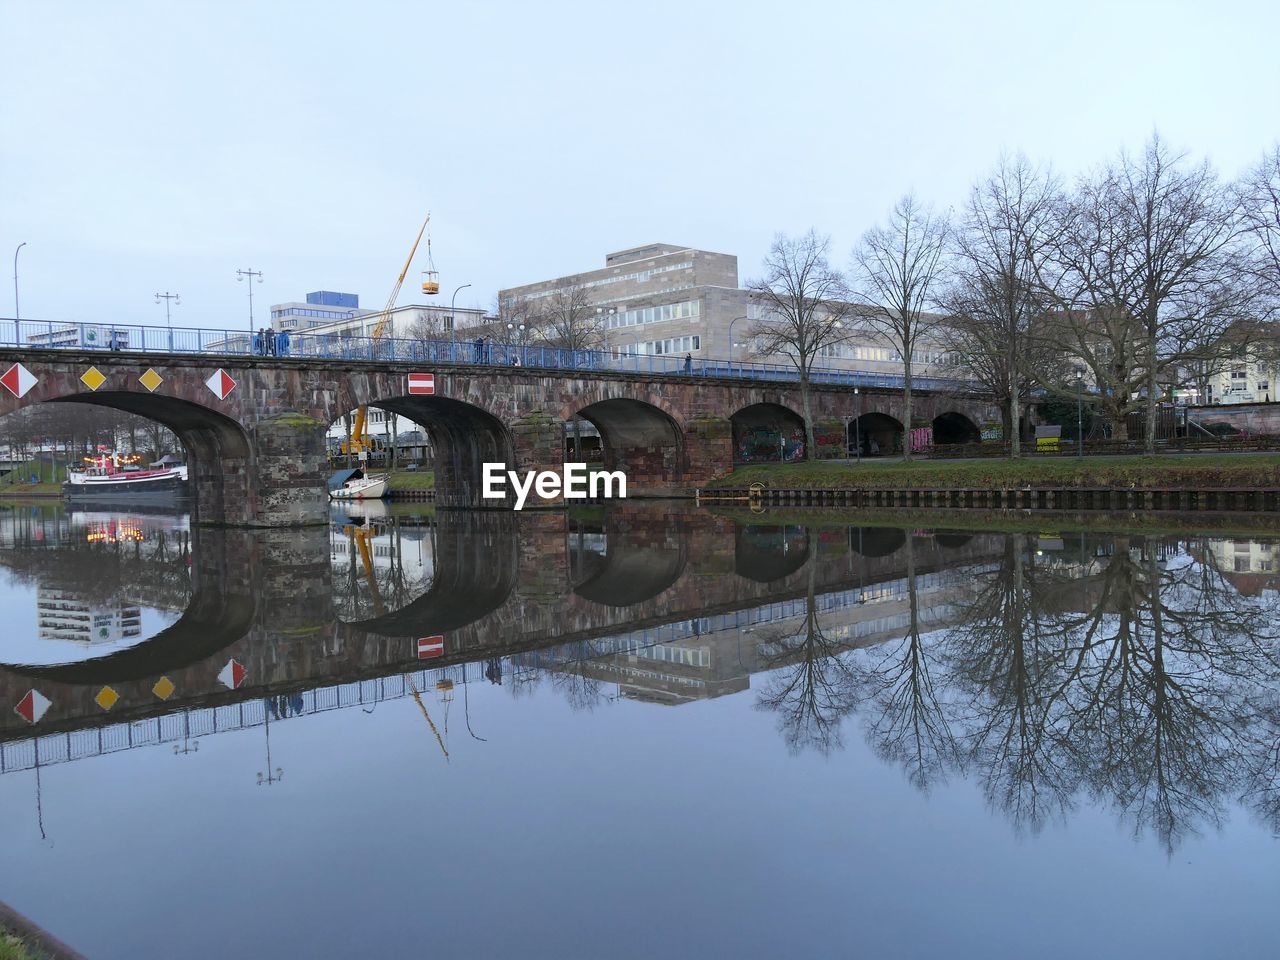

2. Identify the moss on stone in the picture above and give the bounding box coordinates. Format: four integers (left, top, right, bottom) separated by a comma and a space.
269, 412, 327, 430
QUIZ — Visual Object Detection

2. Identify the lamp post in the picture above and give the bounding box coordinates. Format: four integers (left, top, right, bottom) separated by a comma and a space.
450, 283, 472, 336
236, 267, 263, 333
1074, 365, 1086, 460
156, 291, 180, 352
595, 306, 616, 359
507, 320, 526, 364
12, 241, 26, 345
727, 314, 748, 364
854, 385, 862, 463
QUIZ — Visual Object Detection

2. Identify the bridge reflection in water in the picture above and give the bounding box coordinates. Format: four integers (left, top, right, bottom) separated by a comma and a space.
0, 501, 1278, 851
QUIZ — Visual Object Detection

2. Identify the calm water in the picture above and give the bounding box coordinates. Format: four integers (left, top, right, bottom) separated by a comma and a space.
0, 501, 1277, 959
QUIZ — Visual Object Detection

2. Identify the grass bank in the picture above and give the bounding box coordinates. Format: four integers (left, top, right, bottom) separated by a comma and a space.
384, 467, 435, 492
706, 453, 1280, 491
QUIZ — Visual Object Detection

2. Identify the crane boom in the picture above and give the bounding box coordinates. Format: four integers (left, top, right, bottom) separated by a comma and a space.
343, 213, 432, 459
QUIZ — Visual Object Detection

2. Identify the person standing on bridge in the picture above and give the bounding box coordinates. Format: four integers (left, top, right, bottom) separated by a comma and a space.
473, 336, 483, 363
684, 353, 693, 374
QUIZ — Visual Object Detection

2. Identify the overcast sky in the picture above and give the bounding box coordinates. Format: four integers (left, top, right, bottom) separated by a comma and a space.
2, 0, 1277, 331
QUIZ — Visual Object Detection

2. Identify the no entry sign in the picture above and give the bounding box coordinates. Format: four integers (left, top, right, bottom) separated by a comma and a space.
407, 372, 435, 395
416, 636, 445, 659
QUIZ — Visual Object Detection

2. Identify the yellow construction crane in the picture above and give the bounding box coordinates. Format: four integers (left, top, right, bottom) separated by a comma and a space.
342, 213, 436, 459
343, 519, 448, 760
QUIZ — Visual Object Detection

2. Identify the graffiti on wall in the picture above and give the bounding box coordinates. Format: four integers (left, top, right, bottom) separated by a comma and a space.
738, 427, 806, 463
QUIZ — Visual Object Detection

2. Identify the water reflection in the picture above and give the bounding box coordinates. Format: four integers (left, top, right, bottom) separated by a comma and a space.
0, 506, 191, 665
1, 501, 1278, 854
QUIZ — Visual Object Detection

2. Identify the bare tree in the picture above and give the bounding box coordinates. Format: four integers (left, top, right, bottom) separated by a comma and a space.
404, 308, 452, 341
1033, 135, 1248, 449
942, 157, 1060, 456
850, 195, 951, 460
1238, 144, 1280, 320
747, 230, 850, 460
527, 287, 605, 351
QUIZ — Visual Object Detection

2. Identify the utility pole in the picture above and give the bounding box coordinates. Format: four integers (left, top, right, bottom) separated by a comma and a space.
156, 291, 180, 352
154, 291, 180, 327
13, 241, 26, 345
236, 267, 263, 332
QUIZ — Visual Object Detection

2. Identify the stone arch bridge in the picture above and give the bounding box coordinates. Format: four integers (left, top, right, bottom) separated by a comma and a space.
0, 348, 996, 525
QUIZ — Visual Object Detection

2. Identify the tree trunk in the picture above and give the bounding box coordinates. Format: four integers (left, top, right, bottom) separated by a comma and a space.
799, 367, 816, 462
1108, 398, 1129, 441
902, 362, 914, 461
1145, 330, 1159, 456
1008, 357, 1021, 458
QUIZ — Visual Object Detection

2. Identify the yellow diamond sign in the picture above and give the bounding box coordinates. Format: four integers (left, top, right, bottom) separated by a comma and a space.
138, 368, 164, 392
152, 677, 175, 700
80, 366, 107, 391
95, 686, 120, 711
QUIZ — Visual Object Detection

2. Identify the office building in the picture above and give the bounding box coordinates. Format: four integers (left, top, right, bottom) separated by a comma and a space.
499, 243, 962, 379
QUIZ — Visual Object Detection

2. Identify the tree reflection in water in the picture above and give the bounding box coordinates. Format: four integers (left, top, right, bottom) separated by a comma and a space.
754, 563, 861, 756
330, 516, 436, 622
754, 530, 1280, 852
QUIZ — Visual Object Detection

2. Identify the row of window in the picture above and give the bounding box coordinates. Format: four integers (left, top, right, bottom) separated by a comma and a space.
522, 261, 693, 300
815, 342, 957, 366
616, 335, 702, 356
606, 299, 701, 329
271, 307, 359, 321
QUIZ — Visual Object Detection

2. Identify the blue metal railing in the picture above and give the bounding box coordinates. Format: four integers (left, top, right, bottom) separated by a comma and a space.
0, 317, 980, 393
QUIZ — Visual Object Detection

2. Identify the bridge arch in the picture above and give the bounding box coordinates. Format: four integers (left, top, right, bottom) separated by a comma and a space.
734, 524, 810, 582
371, 395, 513, 507
573, 398, 686, 490
731, 402, 806, 464
43, 393, 250, 523
342, 531, 518, 637
932, 410, 981, 446
849, 412, 903, 457
568, 516, 687, 607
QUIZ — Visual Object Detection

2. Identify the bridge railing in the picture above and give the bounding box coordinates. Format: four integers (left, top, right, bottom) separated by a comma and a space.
0, 317, 979, 393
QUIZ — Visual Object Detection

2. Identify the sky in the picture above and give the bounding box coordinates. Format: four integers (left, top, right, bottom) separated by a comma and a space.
2, 0, 1278, 331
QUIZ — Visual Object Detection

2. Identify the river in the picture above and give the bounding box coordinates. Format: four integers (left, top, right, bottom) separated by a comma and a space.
0, 501, 1277, 958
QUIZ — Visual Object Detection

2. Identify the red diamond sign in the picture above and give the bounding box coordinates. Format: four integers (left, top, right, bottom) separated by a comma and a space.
205, 369, 237, 400
217, 658, 248, 690
416, 636, 445, 659
0, 363, 38, 398
407, 372, 435, 395
14, 689, 51, 725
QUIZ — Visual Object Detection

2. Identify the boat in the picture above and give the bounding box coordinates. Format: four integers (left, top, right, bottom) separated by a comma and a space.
63, 452, 189, 504
328, 467, 388, 501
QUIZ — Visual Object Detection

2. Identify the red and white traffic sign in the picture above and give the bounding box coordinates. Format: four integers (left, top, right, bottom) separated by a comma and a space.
407, 372, 435, 395
205, 368, 237, 400
416, 636, 445, 659
0, 363, 38, 398
217, 658, 248, 690
14, 689, 51, 725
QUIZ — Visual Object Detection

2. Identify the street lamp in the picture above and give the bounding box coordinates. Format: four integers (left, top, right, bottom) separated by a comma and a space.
13, 241, 26, 345
1074, 365, 1086, 460
156, 291, 180, 352
727, 315, 748, 364
450, 283, 472, 335
853, 385, 862, 463
236, 267, 263, 333
595, 306, 616, 356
